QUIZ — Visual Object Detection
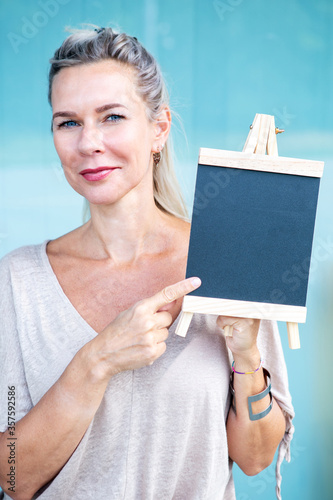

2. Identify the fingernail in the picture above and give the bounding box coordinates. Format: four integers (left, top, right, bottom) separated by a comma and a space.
191, 277, 201, 287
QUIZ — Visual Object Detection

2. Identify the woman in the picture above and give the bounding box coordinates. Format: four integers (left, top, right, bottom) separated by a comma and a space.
0, 27, 293, 500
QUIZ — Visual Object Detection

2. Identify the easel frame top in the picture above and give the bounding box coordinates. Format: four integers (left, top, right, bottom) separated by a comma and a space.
198, 148, 324, 178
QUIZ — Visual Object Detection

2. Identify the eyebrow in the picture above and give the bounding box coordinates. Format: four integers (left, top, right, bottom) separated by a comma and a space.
52, 103, 128, 121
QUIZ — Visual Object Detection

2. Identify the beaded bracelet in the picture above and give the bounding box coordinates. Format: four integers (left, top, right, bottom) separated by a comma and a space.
231, 358, 262, 375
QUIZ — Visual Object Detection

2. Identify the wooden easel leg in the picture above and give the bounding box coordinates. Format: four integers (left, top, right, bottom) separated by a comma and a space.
175, 312, 193, 337
286, 322, 301, 349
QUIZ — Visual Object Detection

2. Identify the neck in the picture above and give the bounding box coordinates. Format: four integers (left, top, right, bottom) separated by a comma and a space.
85, 194, 170, 265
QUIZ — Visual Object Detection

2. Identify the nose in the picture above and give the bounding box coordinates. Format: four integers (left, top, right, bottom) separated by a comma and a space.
78, 125, 105, 156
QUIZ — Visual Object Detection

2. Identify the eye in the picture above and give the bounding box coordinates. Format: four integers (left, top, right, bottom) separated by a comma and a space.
56, 120, 79, 129
105, 114, 124, 123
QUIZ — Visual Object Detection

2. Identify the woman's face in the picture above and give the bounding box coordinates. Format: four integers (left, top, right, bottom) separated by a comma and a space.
51, 60, 169, 206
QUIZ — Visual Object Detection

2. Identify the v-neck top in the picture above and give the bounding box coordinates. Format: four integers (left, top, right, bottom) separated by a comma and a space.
0, 243, 294, 500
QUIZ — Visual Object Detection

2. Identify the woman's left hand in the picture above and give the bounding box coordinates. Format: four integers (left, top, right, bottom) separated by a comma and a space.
221, 315, 286, 476
216, 316, 260, 358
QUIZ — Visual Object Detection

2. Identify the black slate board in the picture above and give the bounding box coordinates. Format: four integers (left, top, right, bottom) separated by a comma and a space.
186, 164, 320, 307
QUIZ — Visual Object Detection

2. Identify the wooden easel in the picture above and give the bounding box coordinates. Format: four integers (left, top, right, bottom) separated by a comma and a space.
176, 113, 301, 349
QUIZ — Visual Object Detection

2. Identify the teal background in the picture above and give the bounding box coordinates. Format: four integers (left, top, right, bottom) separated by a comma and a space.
0, 0, 332, 498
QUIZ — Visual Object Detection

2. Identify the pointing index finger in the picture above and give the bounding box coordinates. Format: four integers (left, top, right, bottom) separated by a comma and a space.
150, 277, 201, 312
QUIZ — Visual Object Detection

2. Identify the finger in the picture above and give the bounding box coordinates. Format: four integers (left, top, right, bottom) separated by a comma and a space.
147, 277, 201, 312
154, 327, 169, 343
217, 316, 259, 332
154, 311, 173, 329
216, 316, 238, 331
154, 341, 167, 359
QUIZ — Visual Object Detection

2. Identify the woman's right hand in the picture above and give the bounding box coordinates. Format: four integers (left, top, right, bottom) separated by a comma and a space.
0, 276, 201, 500
85, 277, 201, 380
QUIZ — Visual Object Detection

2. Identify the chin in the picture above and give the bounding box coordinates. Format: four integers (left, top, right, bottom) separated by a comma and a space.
66, 174, 145, 207
84, 194, 122, 206
65, 181, 123, 206
83, 187, 131, 207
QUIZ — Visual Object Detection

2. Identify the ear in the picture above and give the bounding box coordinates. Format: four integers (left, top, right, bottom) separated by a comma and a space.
152, 105, 171, 151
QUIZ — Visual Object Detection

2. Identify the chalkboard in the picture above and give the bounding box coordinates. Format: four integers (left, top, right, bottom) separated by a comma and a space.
186, 165, 320, 308
180, 148, 324, 326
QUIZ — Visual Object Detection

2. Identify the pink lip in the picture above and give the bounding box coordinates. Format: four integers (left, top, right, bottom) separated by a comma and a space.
79, 167, 119, 182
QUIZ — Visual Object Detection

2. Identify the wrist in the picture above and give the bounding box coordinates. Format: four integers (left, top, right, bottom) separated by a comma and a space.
232, 347, 261, 373
53, 345, 109, 419
75, 340, 111, 386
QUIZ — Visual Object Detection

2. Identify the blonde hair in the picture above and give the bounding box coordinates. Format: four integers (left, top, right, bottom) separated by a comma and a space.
48, 26, 188, 220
